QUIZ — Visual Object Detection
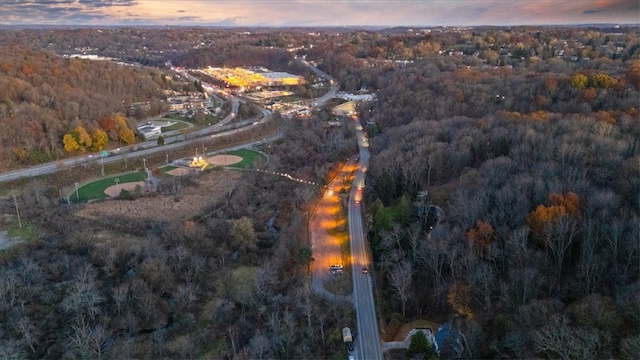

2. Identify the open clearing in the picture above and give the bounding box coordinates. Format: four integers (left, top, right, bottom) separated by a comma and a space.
75, 170, 242, 221
166, 167, 195, 176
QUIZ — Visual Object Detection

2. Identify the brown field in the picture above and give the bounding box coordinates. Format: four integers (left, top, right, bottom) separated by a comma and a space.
75, 170, 242, 222
166, 167, 195, 176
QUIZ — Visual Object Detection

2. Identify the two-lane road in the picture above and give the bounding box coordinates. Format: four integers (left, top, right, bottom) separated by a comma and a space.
349, 119, 381, 359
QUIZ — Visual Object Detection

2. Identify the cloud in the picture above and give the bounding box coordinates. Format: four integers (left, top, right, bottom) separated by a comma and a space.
582, 0, 639, 16
176, 16, 201, 21
77, 0, 137, 7
1, 0, 638, 26
0, 0, 137, 25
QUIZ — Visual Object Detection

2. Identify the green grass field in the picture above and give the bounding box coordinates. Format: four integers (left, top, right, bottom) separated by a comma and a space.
70, 172, 146, 202
66, 148, 264, 202
223, 148, 266, 169
161, 121, 189, 132
162, 113, 185, 120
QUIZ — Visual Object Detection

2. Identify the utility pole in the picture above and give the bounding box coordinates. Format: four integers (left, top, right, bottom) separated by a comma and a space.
12, 193, 21, 229
142, 158, 147, 171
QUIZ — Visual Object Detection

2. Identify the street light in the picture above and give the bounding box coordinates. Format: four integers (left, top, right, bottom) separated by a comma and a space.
142, 158, 146, 171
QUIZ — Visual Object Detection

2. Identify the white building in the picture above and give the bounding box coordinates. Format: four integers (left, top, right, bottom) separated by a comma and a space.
137, 124, 162, 140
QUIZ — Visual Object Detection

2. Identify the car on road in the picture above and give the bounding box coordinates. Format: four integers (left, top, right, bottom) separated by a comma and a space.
347, 342, 354, 351
361, 267, 368, 274
348, 356, 355, 360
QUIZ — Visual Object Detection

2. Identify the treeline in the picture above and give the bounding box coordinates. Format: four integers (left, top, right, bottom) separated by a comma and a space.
0, 27, 344, 70
0, 45, 179, 170
174, 45, 297, 72
357, 32, 640, 359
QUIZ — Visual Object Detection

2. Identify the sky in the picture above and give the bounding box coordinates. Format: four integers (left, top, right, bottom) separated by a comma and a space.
0, 0, 638, 27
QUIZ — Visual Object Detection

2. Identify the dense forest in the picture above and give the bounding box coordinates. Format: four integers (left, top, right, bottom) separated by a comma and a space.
0, 25, 639, 359
0, 114, 355, 359
324, 27, 639, 359
0, 45, 181, 171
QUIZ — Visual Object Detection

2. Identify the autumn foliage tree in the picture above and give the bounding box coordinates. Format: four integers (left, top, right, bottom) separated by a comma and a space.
466, 220, 496, 253
98, 115, 118, 140
74, 125, 92, 150
62, 113, 136, 153
448, 282, 473, 318
527, 192, 582, 282
63, 132, 81, 153
113, 113, 136, 145
91, 129, 108, 151
527, 192, 580, 238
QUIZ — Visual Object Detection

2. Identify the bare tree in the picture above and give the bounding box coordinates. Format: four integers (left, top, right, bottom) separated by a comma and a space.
0, 269, 19, 310
534, 315, 610, 360
112, 283, 129, 317
17, 316, 38, 354
249, 329, 271, 360
407, 223, 422, 263
545, 216, 579, 286
416, 225, 449, 300
466, 261, 495, 312
174, 283, 199, 312
297, 288, 315, 340
67, 323, 108, 360
388, 260, 413, 317
60, 265, 104, 327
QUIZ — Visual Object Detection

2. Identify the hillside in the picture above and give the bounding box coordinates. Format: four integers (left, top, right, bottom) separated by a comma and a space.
0, 45, 181, 171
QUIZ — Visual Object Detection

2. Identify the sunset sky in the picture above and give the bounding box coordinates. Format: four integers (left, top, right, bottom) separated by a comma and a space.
1, 0, 638, 27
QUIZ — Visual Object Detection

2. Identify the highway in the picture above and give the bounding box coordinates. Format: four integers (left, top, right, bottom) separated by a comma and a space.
349, 118, 381, 359
0, 59, 339, 184
300, 59, 339, 108
0, 97, 258, 184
